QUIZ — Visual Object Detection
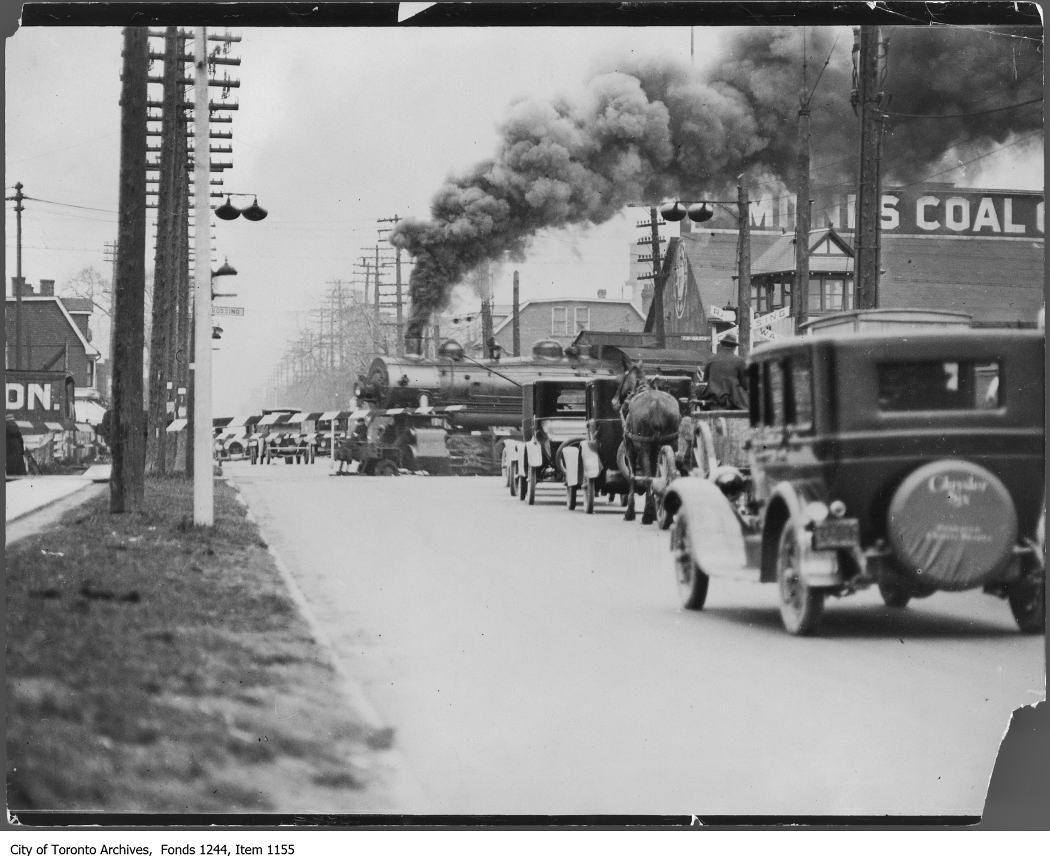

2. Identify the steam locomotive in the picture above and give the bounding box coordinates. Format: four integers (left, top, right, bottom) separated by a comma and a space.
351, 339, 621, 475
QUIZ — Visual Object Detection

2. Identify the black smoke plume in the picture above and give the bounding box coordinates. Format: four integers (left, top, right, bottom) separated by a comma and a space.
392, 26, 1042, 341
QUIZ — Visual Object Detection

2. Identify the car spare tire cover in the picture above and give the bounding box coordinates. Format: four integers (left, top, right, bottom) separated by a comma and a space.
887, 459, 1016, 591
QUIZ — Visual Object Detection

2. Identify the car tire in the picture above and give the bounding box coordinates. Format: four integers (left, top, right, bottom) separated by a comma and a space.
775, 524, 825, 635
527, 465, 538, 506
584, 477, 596, 514
374, 460, 399, 477
672, 514, 709, 610
566, 484, 577, 511
878, 576, 912, 608
1008, 576, 1046, 634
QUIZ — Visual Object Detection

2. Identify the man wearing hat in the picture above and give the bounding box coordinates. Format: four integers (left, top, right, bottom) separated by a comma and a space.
700, 333, 749, 410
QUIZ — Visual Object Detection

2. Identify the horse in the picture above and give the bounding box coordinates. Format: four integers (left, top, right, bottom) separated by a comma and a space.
612, 363, 682, 523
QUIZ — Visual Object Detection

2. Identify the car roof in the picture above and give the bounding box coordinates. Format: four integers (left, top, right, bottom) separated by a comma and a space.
749, 328, 1043, 362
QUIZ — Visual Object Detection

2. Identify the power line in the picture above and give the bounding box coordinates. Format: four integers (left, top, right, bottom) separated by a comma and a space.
883, 96, 1043, 120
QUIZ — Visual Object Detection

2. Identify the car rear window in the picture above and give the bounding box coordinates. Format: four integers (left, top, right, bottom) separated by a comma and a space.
876, 360, 1001, 411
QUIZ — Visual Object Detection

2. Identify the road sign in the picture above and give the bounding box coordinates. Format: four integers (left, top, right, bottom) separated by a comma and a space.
212, 306, 245, 317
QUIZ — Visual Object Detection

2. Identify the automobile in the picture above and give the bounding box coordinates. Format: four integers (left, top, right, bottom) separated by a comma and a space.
661, 328, 1045, 635
506, 378, 588, 505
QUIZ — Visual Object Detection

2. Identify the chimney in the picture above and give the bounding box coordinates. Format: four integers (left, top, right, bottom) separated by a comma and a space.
597, 289, 607, 300
11, 276, 31, 296
39, 279, 55, 296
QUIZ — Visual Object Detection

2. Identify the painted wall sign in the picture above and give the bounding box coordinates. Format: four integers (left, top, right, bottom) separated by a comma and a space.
705, 187, 1044, 238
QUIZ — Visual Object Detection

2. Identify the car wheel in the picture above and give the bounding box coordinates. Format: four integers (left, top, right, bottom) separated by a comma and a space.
527, 465, 538, 506
878, 576, 912, 608
566, 484, 577, 511
374, 459, 399, 477
672, 514, 709, 610
584, 477, 595, 515
776, 524, 825, 635
1008, 576, 1045, 634
508, 461, 518, 497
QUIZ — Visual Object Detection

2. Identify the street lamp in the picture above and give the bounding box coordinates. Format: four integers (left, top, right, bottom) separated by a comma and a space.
658, 200, 715, 223
214, 193, 268, 221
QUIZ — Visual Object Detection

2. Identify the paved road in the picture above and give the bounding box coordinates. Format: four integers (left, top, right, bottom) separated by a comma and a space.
231, 460, 1044, 816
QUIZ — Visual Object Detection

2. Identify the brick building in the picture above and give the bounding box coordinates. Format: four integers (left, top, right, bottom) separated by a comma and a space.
491, 296, 645, 354
5, 277, 102, 398
643, 183, 1044, 346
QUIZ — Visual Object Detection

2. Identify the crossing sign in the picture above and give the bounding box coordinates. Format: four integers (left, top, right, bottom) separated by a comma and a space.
213, 306, 245, 317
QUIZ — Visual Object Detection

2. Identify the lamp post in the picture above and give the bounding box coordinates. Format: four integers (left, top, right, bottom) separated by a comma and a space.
214, 193, 268, 221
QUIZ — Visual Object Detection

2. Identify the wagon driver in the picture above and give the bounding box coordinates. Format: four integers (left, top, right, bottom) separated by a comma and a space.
701, 333, 749, 410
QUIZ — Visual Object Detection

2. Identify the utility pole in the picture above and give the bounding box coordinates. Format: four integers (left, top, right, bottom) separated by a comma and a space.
146, 27, 180, 474
191, 25, 214, 526
854, 25, 883, 310
378, 216, 404, 355
649, 206, 666, 348
794, 55, 812, 333
737, 179, 752, 359
512, 270, 521, 357
6, 181, 26, 368
110, 26, 149, 513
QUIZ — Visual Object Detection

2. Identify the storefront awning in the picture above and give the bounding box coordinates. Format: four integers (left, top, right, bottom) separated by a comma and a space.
75, 399, 108, 426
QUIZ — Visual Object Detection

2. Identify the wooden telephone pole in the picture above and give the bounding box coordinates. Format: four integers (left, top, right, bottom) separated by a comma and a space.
854, 25, 883, 310
737, 179, 752, 358
110, 26, 149, 513
795, 69, 812, 332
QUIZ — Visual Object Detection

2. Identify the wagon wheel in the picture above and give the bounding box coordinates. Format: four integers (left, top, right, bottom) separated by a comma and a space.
566, 483, 578, 511
527, 465, 538, 505
672, 514, 709, 610
775, 524, 825, 635
374, 459, 399, 477
1008, 575, 1045, 634
693, 420, 716, 479
655, 445, 678, 530
584, 477, 596, 514
878, 575, 912, 608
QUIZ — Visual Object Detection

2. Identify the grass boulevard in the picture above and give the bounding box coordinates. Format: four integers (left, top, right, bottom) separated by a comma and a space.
6, 476, 400, 815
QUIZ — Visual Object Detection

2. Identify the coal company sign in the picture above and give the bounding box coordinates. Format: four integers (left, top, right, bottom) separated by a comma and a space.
706, 187, 1044, 238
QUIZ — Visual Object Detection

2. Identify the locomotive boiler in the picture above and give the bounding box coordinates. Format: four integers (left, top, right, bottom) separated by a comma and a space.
351, 339, 620, 475
355, 339, 619, 430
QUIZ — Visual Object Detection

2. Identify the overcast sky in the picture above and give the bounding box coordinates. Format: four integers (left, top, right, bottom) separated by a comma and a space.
5, 15, 1043, 413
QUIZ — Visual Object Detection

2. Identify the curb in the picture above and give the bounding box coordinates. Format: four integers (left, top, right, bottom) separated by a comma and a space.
227, 477, 432, 811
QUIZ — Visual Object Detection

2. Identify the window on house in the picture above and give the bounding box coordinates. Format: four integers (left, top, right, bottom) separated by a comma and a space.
574, 306, 590, 332
807, 275, 856, 313
552, 306, 567, 336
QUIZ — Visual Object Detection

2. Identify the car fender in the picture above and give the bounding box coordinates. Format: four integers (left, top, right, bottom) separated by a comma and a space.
525, 437, 544, 468
580, 440, 602, 480
764, 481, 840, 587
505, 439, 524, 469
559, 442, 583, 487
664, 478, 747, 578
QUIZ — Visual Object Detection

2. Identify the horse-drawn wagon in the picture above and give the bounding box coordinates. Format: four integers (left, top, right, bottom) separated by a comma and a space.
659, 328, 1046, 636
559, 374, 694, 517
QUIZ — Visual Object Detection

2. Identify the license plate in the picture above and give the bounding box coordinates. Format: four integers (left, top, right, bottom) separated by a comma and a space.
813, 518, 859, 550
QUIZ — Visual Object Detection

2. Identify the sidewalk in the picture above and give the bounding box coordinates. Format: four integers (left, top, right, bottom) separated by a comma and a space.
6, 465, 111, 543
